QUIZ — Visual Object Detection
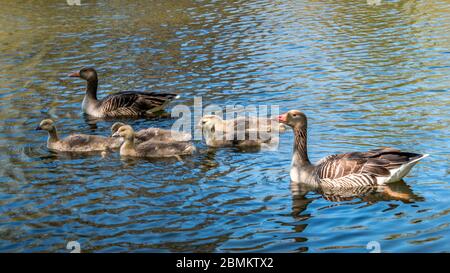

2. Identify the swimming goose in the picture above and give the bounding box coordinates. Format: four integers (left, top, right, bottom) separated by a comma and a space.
36, 119, 121, 152
279, 110, 428, 187
112, 125, 196, 158
198, 115, 286, 148
111, 122, 191, 144
68, 67, 178, 118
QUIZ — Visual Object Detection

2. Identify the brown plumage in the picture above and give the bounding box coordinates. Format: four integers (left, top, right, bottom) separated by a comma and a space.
68, 68, 178, 118
111, 125, 196, 158
198, 115, 286, 148
279, 110, 428, 188
36, 119, 121, 152
110, 122, 191, 144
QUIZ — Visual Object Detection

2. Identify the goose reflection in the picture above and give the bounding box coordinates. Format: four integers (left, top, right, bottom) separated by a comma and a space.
290, 180, 423, 219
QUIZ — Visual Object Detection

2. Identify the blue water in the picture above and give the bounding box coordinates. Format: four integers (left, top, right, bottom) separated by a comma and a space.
0, 0, 449, 252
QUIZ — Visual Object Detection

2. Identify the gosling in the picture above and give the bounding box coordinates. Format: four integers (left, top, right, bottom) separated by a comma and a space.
111, 122, 191, 145
36, 119, 121, 152
112, 125, 196, 158
198, 115, 286, 148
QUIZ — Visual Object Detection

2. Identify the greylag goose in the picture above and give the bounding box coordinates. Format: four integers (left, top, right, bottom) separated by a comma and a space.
198, 115, 286, 148
36, 119, 121, 152
279, 110, 428, 187
68, 67, 178, 118
112, 125, 196, 158
111, 122, 191, 144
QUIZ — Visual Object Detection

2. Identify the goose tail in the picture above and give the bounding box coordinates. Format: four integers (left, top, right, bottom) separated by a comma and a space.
383, 153, 429, 184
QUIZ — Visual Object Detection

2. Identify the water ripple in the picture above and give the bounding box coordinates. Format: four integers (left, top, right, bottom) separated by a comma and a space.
0, 0, 449, 252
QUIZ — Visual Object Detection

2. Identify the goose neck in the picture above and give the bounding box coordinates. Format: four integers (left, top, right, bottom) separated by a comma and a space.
85, 78, 98, 101
292, 126, 311, 167
120, 137, 137, 155
47, 127, 59, 143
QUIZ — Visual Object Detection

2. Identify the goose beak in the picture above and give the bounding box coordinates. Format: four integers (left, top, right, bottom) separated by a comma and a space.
278, 114, 287, 123
35, 125, 42, 130
112, 132, 120, 138
68, 71, 80, 77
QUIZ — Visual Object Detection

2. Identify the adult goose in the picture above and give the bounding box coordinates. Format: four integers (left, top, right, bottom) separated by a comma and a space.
36, 119, 121, 152
68, 67, 178, 118
279, 110, 428, 188
111, 122, 191, 144
112, 125, 196, 158
198, 115, 287, 148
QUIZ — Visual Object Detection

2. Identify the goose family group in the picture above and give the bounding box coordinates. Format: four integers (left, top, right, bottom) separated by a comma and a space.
37, 67, 428, 188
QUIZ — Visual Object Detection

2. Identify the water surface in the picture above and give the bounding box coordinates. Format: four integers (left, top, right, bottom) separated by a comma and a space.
0, 0, 449, 252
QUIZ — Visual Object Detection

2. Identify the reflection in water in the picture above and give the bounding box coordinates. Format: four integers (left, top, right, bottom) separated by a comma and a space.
0, 0, 449, 252
291, 180, 423, 219
289, 180, 424, 252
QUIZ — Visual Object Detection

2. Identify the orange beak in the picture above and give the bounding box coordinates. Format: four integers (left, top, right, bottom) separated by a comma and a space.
278, 113, 287, 123
68, 71, 80, 77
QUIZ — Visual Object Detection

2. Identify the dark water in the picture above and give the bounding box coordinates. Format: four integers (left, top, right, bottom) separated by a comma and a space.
0, 0, 449, 252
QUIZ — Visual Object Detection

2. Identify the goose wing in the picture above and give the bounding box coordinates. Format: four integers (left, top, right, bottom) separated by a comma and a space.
64, 134, 92, 147
99, 91, 177, 117
138, 128, 191, 142
136, 141, 195, 156
226, 117, 277, 141
64, 134, 117, 150
67, 134, 118, 145
315, 147, 424, 180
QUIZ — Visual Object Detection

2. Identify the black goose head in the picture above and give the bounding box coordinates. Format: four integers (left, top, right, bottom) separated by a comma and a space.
68, 67, 98, 82
278, 110, 307, 129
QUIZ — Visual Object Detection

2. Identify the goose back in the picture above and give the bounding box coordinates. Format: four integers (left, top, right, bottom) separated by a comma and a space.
134, 140, 196, 157
134, 128, 191, 143
97, 91, 177, 118
50, 134, 121, 152
200, 115, 283, 147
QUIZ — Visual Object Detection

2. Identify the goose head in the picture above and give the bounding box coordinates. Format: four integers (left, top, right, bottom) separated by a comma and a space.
278, 110, 307, 129
110, 122, 127, 136
198, 115, 225, 138
36, 119, 56, 131
112, 125, 135, 141
68, 67, 98, 82
198, 115, 225, 146
198, 115, 223, 131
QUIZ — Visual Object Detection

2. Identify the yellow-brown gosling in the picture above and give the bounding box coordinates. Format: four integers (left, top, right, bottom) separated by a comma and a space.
111, 122, 191, 145
198, 115, 286, 148
36, 119, 121, 152
111, 125, 196, 158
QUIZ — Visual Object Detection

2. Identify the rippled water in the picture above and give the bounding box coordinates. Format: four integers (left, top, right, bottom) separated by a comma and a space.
0, 0, 449, 252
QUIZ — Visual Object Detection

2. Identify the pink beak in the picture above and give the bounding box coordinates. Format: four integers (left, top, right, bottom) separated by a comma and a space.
278, 113, 287, 123
68, 71, 80, 77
